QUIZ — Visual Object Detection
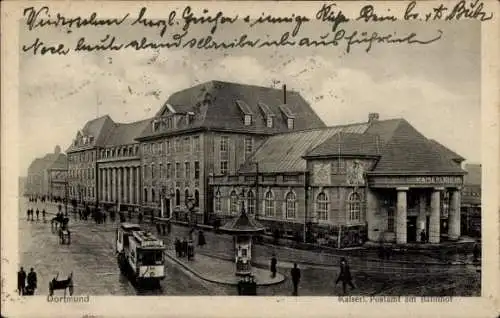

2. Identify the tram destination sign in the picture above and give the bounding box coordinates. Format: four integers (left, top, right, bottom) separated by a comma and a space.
369, 175, 464, 187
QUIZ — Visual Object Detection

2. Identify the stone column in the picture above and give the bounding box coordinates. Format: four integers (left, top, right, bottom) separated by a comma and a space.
429, 187, 443, 244
112, 168, 117, 203
416, 192, 427, 242
123, 167, 128, 203
117, 167, 122, 204
396, 187, 408, 244
107, 169, 111, 202
136, 167, 140, 205
129, 167, 134, 205
448, 188, 461, 240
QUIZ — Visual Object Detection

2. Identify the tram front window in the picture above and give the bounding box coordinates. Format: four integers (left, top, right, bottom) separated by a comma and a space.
138, 250, 164, 265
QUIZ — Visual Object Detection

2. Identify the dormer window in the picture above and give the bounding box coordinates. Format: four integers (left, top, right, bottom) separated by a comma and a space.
287, 118, 294, 129
280, 104, 295, 130
266, 116, 273, 128
244, 115, 252, 126
152, 120, 160, 132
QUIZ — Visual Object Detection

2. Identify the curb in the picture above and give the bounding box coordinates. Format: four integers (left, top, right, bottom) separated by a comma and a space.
164, 252, 286, 287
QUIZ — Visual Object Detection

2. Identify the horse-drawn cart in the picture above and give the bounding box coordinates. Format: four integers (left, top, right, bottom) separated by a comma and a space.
49, 272, 74, 296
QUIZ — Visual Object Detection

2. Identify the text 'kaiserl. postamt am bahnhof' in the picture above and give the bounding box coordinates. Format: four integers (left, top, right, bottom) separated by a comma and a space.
25, 80, 481, 247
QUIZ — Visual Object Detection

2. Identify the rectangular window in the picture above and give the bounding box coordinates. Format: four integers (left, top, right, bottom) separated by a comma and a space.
185, 162, 190, 179
193, 136, 201, 152
143, 165, 146, 179
151, 164, 154, 180
220, 161, 228, 175
244, 115, 252, 126
175, 162, 180, 179
287, 118, 294, 129
194, 161, 200, 179
166, 163, 171, 179
387, 209, 395, 232
184, 137, 191, 153
165, 140, 170, 155
244, 136, 253, 157
220, 136, 229, 152
159, 163, 163, 179
175, 138, 182, 153
266, 117, 273, 128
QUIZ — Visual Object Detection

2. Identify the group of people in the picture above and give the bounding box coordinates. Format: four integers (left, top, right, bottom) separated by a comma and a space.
17, 267, 37, 296
270, 256, 355, 296
174, 237, 195, 260
26, 208, 46, 222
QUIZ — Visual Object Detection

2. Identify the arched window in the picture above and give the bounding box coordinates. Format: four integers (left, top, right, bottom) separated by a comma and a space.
316, 192, 328, 221
247, 190, 255, 215
285, 191, 296, 219
143, 188, 148, 203
151, 188, 156, 203
230, 191, 238, 215
348, 192, 361, 222
175, 189, 180, 206
264, 190, 275, 217
215, 190, 222, 213
194, 190, 200, 207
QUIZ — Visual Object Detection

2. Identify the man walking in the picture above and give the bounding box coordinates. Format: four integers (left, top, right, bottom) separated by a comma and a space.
17, 267, 26, 295
336, 257, 355, 295
42, 209, 46, 222
26, 268, 37, 295
290, 263, 301, 296
270, 255, 277, 278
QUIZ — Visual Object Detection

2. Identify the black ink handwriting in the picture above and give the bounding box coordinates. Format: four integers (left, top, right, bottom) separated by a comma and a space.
356, 5, 397, 22
445, 0, 493, 21
22, 37, 70, 55
23, 6, 129, 31
247, 13, 310, 37
181, 6, 238, 35
131, 7, 176, 37
315, 3, 349, 32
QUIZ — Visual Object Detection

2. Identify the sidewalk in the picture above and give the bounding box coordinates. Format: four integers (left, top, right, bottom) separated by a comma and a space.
165, 250, 285, 286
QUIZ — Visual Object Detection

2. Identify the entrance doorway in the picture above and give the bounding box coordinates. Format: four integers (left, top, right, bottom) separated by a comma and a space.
407, 216, 417, 242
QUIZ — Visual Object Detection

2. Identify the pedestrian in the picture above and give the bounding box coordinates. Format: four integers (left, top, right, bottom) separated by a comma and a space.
420, 229, 427, 243
17, 267, 26, 295
26, 268, 37, 295
181, 238, 188, 257
30, 209, 34, 222
35, 209, 39, 221
26, 209, 30, 221
290, 263, 301, 296
270, 255, 277, 278
198, 230, 206, 248
335, 257, 355, 295
174, 238, 181, 257
42, 209, 46, 222
103, 211, 107, 223
187, 239, 194, 261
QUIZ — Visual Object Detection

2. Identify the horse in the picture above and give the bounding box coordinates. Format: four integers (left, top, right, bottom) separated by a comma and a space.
48, 272, 73, 296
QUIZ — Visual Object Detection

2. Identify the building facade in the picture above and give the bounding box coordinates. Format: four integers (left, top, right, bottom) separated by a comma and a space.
96, 119, 150, 212
26, 145, 67, 198
209, 114, 466, 247
136, 80, 326, 223
67, 116, 115, 205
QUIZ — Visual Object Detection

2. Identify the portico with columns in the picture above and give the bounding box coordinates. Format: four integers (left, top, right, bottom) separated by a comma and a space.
98, 164, 142, 209
366, 175, 464, 244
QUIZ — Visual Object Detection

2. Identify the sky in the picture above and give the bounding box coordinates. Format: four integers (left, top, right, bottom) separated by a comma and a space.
18, 6, 481, 176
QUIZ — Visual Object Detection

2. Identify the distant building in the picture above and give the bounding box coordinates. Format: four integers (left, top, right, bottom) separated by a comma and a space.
209, 113, 466, 247
136, 81, 326, 223
461, 164, 481, 237
96, 119, 150, 212
26, 145, 67, 198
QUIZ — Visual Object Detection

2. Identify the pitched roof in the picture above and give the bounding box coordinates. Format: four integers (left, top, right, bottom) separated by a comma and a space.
428, 139, 465, 162
66, 115, 115, 152
104, 119, 151, 146
305, 132, 381, 158
239, 123, 370, 173
219, 212, 265, 233
138, 80, 326, 139
27, 152, 67, 175
366, 119, 465, 174
464, 163, 481, 185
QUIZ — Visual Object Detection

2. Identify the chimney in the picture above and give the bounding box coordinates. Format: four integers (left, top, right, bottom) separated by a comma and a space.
368, 113, 379, 123
283, 84, 287, 104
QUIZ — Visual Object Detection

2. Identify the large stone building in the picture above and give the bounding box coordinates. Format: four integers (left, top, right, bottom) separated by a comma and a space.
67, 115, 150, 209
26, 145, 67, 198
96, 119, 150, 211
209, 114, 466, 246
67, 116, 115, 205
135, 80, 326, 224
